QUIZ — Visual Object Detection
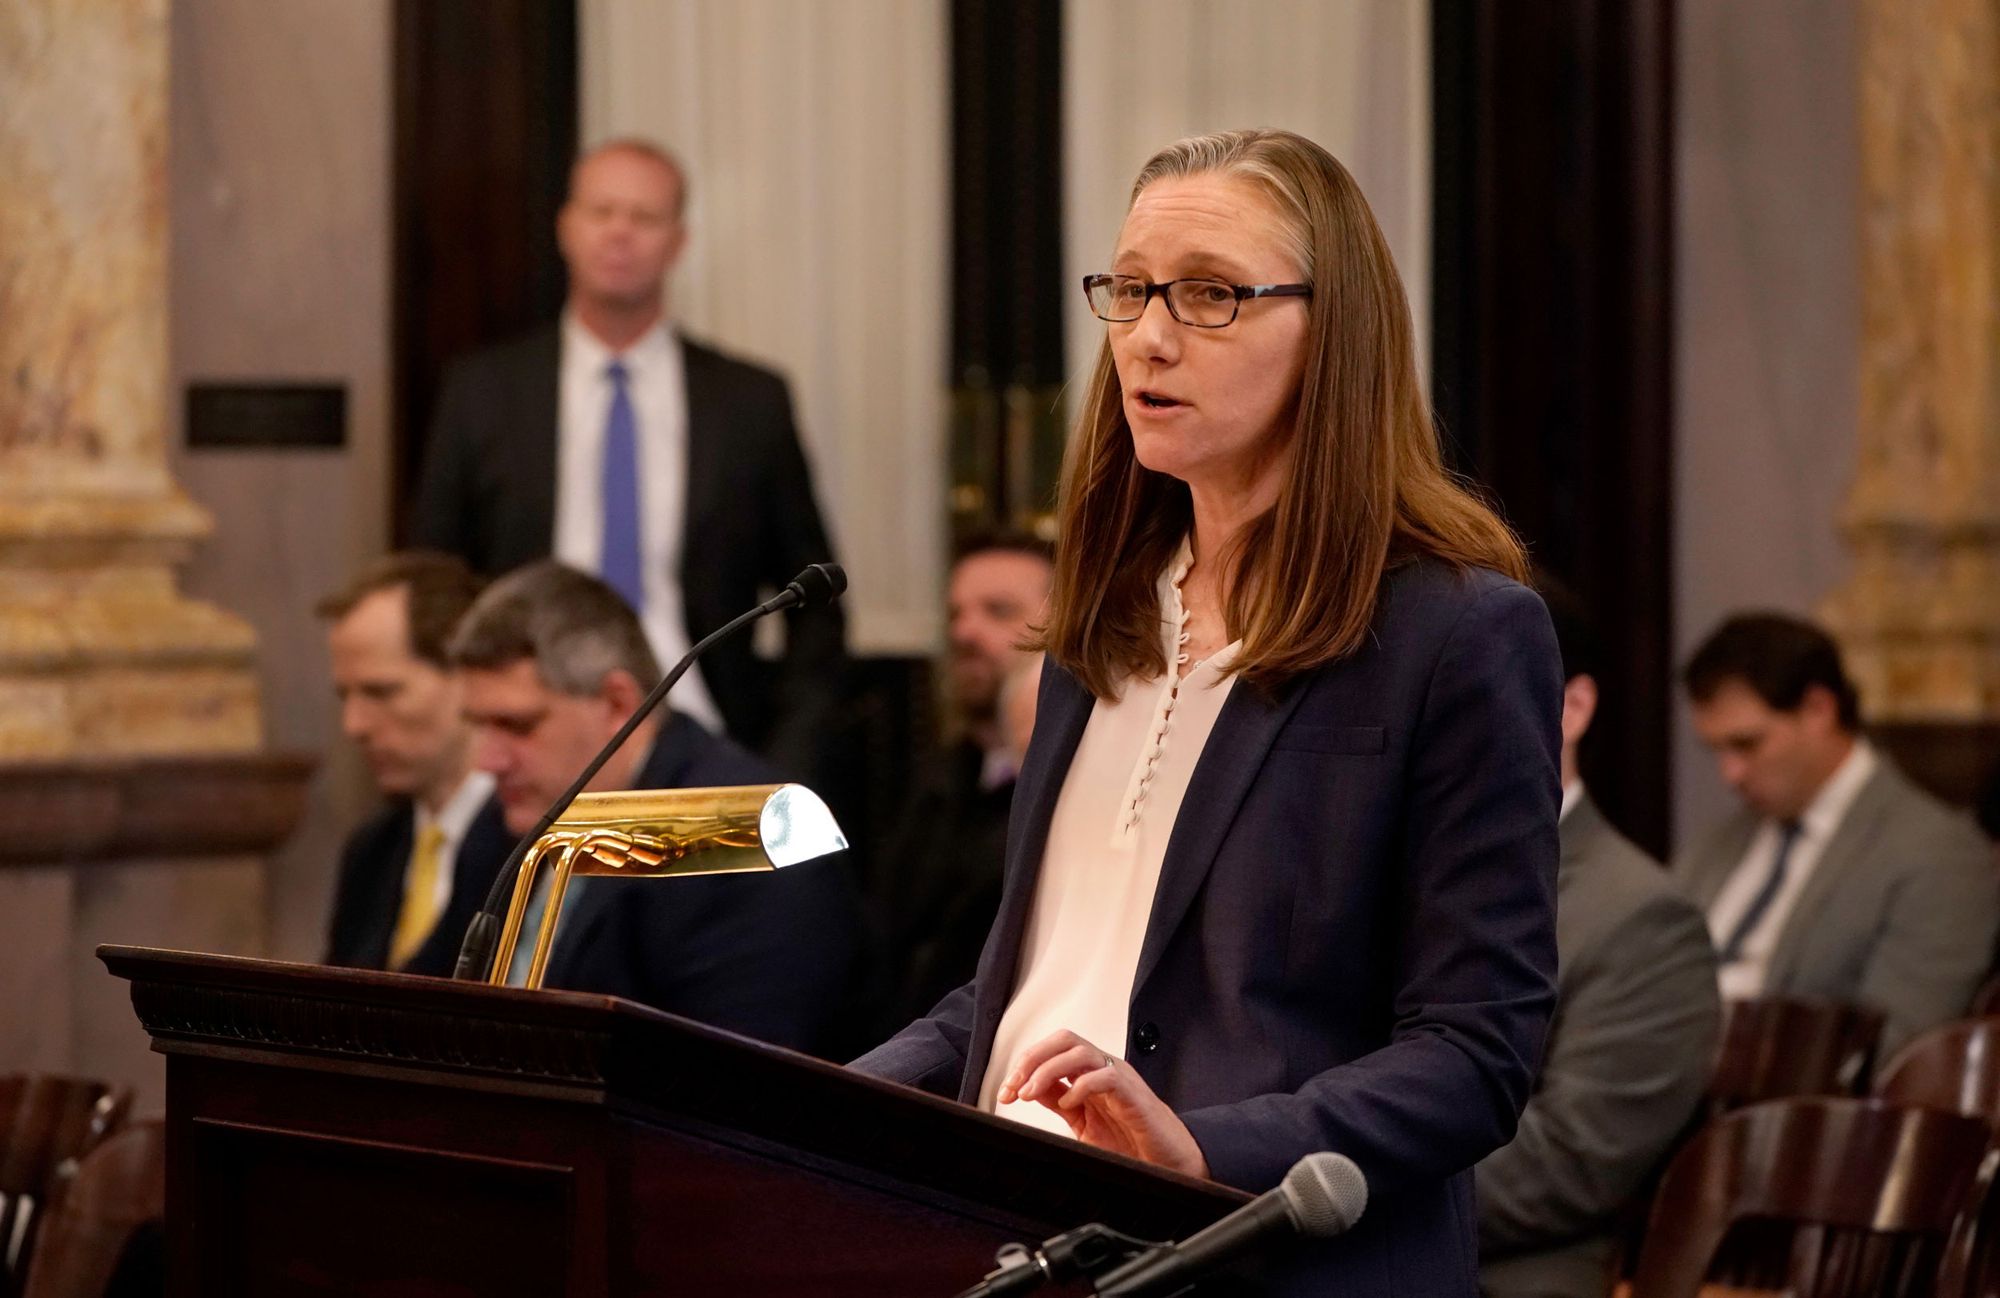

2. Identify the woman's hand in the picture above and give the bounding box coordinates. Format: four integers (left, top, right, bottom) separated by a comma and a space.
996, 1029, 1210, 1179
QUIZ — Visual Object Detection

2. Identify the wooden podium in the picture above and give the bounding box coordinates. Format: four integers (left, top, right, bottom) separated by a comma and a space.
101, 946, 1248, 1296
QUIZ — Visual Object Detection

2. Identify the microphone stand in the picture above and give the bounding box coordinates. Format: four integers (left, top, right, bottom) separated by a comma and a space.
451, 567, 841, 982
951, 1222, 1166, 1298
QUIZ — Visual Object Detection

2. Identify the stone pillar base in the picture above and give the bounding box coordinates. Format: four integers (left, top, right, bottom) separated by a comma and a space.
0, 490, 261, 758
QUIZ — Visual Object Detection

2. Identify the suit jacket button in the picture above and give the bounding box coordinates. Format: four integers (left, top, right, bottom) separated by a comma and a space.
1133, 1021, 1160, 1054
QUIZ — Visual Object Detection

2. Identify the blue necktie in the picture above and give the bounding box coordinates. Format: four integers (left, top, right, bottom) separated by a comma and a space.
600, 359, 644, 611
1718, 821, 1802, 964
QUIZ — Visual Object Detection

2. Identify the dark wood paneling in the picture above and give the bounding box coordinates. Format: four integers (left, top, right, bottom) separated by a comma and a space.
948, 0, 1065, 534
106, 948, 1250, 1297
392, 0, 577, 541
0, 754, 313, 866
1870, 722, 2000, 814
1432, 0, 1677, 857
195, 1120, 576, 1295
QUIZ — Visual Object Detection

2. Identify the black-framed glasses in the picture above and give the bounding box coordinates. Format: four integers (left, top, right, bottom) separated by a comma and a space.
1082, 274, 1312, 328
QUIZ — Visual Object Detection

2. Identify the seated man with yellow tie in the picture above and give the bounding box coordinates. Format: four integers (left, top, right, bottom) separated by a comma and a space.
320, 552, 508, 975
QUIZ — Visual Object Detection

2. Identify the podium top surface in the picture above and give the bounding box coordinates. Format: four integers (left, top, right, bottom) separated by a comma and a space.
101, 945, 1245, 1238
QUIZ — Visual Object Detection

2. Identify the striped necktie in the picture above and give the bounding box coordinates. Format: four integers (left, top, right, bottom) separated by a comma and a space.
1718, 820, 1802, 964
389, 822, 446, 969
600, 358, 645, 610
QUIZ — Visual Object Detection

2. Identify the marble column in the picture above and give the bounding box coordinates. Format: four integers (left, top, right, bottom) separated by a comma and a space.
0, 0, 261, 756
1822, 0, 2000, 738
0, 0, 304, 1106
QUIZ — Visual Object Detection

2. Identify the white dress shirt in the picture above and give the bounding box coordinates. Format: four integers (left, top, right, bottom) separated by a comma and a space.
553, 312, 723, 731
980, 540, 1239, 1137
1707, 739, 1879, 1000
411, 769, 497, 917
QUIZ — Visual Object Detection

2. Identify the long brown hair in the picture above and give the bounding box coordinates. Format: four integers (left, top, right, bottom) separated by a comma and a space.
1043, 129, 1525, 699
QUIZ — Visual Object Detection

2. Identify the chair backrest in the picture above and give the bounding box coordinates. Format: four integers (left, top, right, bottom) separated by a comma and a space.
0, 1078, 130, 1297
1969, 975, 2000, 1020
1709, 997, 1887, 1112
1935, 1147, 2000, 1298
18, 1121, 164, 1298
1877, 1019, 2000, 1122
1872, 1020, 2000, 1298
1629, 1098, 1992, 1298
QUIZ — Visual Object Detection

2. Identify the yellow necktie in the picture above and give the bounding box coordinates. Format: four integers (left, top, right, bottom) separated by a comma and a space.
389, 823, 447, 969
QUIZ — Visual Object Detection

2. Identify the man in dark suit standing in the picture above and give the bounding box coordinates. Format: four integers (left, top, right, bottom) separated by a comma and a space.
320, 552, 506, 976
448, 560, 860, 1056
411, 137, 843, 778
1675, 613, 1997, 1054
1477, 581, 1719, 1298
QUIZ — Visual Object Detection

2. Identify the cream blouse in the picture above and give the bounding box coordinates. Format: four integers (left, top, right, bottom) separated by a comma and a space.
980, 541, 1242, 1136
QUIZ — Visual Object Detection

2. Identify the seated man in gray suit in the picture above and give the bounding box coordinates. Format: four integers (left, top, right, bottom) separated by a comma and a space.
1478, 580, 1720, 1298
1675, 612, 1997, 1054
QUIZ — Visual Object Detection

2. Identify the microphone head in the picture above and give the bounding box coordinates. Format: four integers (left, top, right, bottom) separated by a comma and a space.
1277, 1153, 1367, 1239
784, 563, 847, 609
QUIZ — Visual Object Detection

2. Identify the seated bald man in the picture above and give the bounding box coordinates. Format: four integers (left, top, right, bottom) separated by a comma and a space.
1477, 578, 1718, 1298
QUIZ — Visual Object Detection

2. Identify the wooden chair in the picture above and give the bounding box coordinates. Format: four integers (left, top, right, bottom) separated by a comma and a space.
1868, 1019, 2000, 1298
19, 1121, 163, 1298
0, 1078, 130, 1298
1968, 976, 2000, 1020
1615, 999, 1887, 1284
1708, 998, 1887, 1114
1876, 1019, 2000, 1122
1934, 1149, 2000, 1298
1627, 1098, 1992, 1298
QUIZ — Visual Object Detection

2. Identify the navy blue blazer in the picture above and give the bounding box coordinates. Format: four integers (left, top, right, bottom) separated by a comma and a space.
324, 796, 511, 977
852, 561, 1562, 1296
543, 712, 865, 1056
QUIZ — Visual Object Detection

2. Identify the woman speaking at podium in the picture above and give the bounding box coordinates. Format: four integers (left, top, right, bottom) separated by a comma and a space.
854, 129, 1560, 1296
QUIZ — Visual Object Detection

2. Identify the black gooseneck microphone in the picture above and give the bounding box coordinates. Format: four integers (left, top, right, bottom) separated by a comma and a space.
1092, 1152, 1368, 1297
951, 1152, 1367, 1298
952, 1223, 1165, 1298
450, 562, 847, 982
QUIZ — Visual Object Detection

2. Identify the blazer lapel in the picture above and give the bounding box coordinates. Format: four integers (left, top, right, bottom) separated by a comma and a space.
365, 807, 417, 969
1129, 674, 1312, 999
517, 325, 562, 556
1561, 793, 1610, 867
1765, 767, 1893, 988
958, 666, 1095, 1100
678, 337, 722, 551
1684, 812, 1760, 911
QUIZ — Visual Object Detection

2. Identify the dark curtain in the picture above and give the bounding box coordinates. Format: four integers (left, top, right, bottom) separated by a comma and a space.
391, 0, 578, 536
948, 0, 1066, 538
1432, 0, 1677, 857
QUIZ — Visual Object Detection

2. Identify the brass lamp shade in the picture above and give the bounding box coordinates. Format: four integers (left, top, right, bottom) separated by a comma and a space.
488, 783, 848, 990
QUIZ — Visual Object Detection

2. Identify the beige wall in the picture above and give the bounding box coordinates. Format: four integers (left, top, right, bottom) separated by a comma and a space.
580, 0, 950, 656
1063, 0, 1431, 391
1673, 0, 1860, 846
168, 0, 393, 960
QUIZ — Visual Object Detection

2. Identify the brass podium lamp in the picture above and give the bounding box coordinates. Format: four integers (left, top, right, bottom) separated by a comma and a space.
487, 784, 848, 990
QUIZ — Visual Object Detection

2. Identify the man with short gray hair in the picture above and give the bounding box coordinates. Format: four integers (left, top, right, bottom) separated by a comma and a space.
450, 561, 860, 1054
